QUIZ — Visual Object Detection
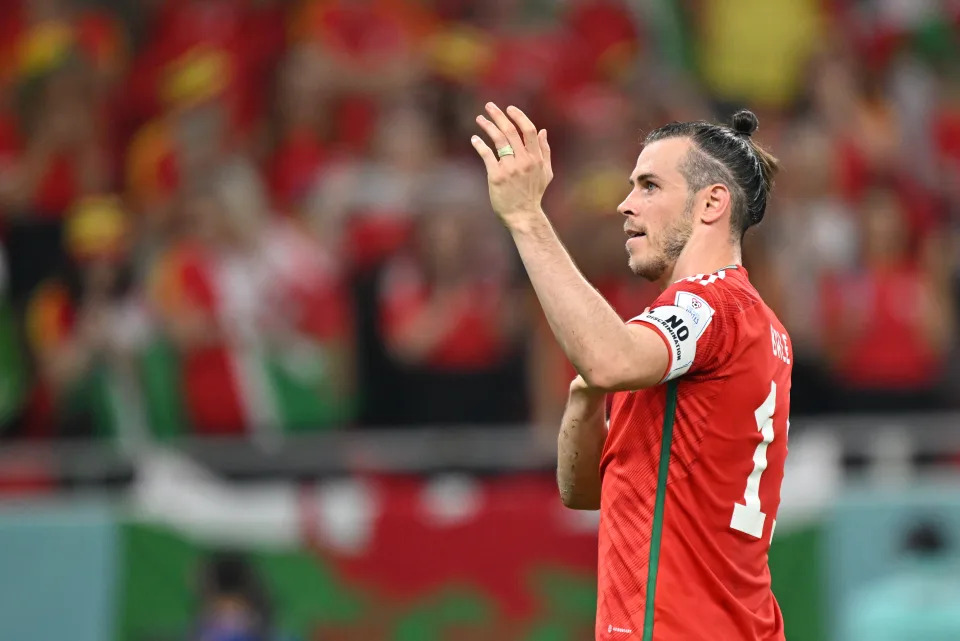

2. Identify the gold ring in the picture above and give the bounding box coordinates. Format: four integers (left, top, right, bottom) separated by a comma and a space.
497, 145, 515, 158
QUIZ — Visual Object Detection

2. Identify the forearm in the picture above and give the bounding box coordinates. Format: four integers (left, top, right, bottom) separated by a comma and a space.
557, 385, 607, 510
509, 212, 643, 387
470, 103, 663, 389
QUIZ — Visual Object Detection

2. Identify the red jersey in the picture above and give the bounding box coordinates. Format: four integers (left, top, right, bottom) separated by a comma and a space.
598, 266, 791, 640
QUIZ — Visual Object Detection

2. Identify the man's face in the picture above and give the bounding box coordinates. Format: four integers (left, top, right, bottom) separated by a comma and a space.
618, 137, 696, 282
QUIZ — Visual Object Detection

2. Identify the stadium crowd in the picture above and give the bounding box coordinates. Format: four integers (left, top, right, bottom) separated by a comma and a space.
0, 0, 958, 442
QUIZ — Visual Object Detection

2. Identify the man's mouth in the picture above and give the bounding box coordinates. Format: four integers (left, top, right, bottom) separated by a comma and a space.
625, 230, 646, 239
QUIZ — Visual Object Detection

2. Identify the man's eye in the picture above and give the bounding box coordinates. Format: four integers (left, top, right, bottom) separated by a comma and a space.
643, 182, 657, 192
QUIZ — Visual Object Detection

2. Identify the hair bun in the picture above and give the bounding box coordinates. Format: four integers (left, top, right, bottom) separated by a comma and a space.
731, 110, 759, 137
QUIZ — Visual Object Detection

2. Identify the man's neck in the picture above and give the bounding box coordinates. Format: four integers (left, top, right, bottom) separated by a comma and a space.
660, 236, 741, 290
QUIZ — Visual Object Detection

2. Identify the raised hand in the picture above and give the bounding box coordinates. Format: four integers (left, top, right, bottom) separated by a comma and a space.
471, 102, 553, 229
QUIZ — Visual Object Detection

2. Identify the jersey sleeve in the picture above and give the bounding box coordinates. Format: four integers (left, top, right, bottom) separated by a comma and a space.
627, 278, 734, 382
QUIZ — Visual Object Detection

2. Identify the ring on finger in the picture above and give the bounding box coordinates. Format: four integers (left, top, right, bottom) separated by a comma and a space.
497, 145, 515, 158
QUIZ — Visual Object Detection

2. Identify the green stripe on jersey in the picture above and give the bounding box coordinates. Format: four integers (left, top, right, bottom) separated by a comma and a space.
642, 380, 678, 641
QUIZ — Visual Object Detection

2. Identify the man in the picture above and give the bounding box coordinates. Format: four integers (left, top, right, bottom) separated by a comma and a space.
471, 103, 790, 640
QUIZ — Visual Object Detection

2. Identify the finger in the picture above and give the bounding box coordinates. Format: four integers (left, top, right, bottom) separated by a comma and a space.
470, 135, 498, 173
507, 105, 541, 157
476, 115, 512, 158
484, 102, 525, 156
538, 129, 552, 176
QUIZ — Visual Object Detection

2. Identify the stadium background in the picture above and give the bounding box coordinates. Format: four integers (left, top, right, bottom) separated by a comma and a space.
0, 0, 959, 640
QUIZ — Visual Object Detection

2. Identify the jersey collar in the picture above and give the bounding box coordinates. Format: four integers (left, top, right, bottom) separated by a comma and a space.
672, 264, 740, 284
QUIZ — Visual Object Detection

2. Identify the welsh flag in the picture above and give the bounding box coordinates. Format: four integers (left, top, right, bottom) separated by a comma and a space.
123, 453, 823, 641
22, 221, 353, 443
145, 219, 355, 441
0, 449, 827, 641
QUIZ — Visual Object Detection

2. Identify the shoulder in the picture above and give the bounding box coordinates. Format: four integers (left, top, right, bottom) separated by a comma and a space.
642, 267, 738, 319
631, 283, 717, 354
630, 266, 758, 317
666, 267, 743, 302
628, 268, 760, 380
662, 267, 760, 321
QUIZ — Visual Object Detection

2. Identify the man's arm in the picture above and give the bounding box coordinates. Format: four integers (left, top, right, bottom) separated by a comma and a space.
509, 213, 668, 390
470, 103, 668, 391
557, 376, 607, 510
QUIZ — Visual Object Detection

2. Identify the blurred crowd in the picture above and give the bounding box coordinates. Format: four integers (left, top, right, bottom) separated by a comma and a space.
0, 0, 959, 444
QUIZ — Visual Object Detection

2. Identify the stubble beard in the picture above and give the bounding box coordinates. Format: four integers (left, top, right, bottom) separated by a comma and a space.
628, 195, 695, 282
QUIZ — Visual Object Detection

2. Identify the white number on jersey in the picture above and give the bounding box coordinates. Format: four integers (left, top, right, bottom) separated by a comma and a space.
730, 381, 777, 539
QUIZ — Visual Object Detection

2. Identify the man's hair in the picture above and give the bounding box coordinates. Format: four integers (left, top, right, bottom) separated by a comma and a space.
644, 110, 780, 240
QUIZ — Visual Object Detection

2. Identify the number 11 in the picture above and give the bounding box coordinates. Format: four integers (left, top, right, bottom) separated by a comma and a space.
730, 381, 777, 540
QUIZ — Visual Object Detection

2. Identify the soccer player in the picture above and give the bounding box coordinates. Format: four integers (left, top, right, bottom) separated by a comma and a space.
471, 103, 790, 640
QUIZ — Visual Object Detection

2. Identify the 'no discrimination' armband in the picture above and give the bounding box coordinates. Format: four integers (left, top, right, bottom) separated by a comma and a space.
629, 291, 715, 381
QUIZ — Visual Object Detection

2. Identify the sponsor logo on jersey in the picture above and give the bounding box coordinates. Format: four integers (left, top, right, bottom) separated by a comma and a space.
674, 291, 715, 339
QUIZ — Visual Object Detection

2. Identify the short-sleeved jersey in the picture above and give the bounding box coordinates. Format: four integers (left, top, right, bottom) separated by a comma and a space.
597, 265, 791, 641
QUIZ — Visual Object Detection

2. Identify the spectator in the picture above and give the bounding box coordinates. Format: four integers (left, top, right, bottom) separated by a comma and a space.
304, 104, 442, 271
126, 50, 235, 237
374, 183, 527, 426
126, 0, 286, 137
2, 59, 111, 303
193, 551, 276, 641
24, 195, 153, 442
151, 160, 353, 439
291, 0, 434, 151
264, 47, 333, 217
819, 186, 954, 412
754, 121, 859, 413
2, 0, 960, 437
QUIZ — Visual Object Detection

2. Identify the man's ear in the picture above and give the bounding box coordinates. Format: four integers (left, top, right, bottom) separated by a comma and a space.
701, 184, 731, 225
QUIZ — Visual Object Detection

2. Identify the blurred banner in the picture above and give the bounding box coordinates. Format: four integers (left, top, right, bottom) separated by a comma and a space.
0, 450, 823, 641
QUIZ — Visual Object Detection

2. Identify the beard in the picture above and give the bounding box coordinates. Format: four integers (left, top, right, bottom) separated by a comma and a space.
628, 194, 695, 281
